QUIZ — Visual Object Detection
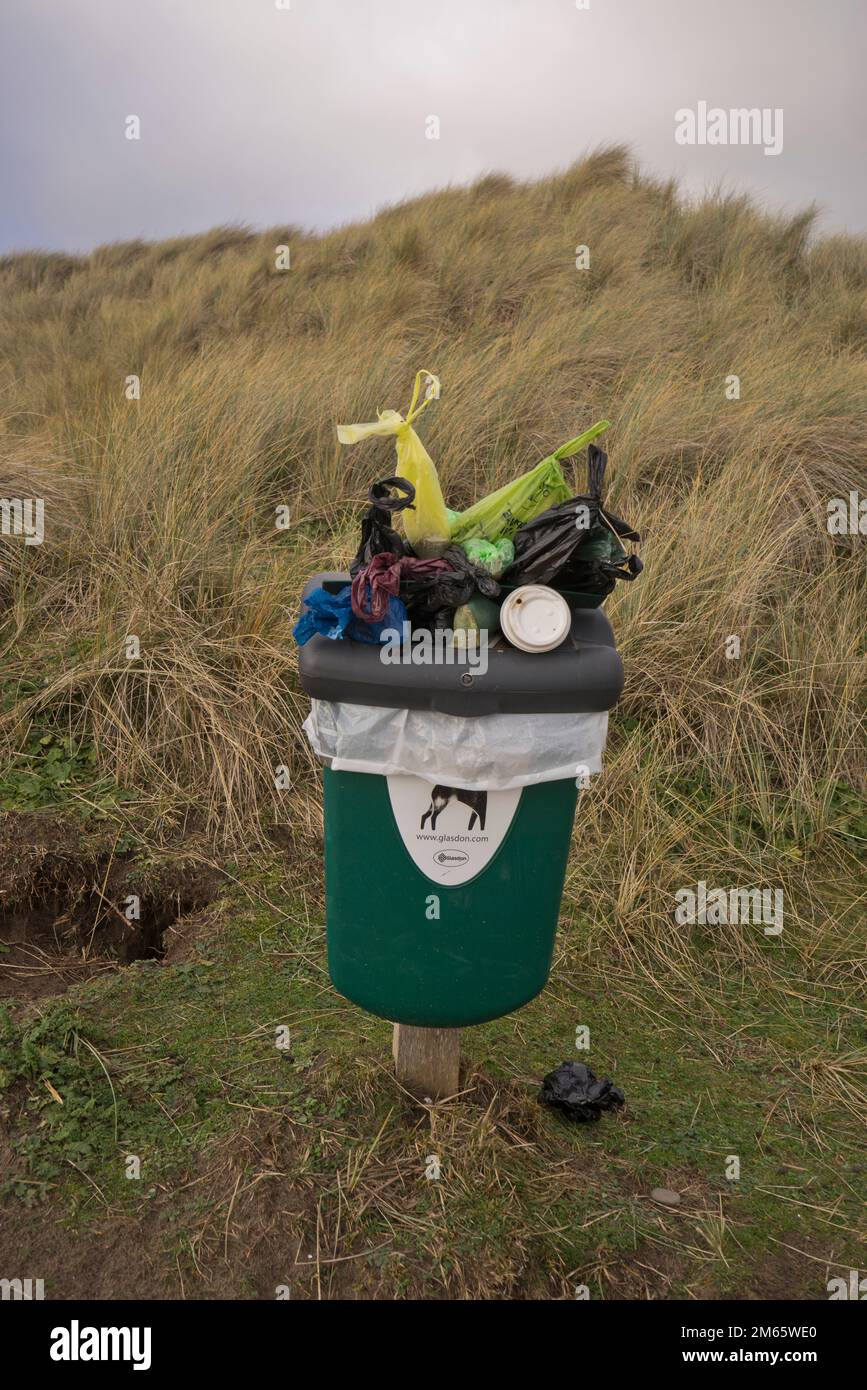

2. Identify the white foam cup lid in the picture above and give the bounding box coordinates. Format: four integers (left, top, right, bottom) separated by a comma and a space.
499, 585, 571, 653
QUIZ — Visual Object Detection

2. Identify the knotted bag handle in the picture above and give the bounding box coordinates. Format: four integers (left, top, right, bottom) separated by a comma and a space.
368, 476, 416, 513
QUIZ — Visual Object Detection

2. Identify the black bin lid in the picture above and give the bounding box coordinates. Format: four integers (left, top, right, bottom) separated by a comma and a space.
296, 573, 624, 717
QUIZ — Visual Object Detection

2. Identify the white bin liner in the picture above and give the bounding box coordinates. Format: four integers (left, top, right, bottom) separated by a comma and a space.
302, 699, 608, 792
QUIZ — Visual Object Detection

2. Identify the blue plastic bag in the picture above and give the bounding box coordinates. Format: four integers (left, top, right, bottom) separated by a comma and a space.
294, 585, 407, 646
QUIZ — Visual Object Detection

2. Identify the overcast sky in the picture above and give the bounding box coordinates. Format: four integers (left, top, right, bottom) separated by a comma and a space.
0, 0, 864, 255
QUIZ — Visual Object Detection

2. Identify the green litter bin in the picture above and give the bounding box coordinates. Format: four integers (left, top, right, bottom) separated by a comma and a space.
298, 573, 624, 1028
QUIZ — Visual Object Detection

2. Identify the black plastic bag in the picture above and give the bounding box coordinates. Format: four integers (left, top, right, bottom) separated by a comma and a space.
538, 1061, 625, 1123
350, 476, 417, 576
504, 445, 642, 596
401, 544, 501, 629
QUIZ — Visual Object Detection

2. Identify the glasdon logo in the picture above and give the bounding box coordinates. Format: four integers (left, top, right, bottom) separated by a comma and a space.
433, 849, 469, 867
49, 1320, 152, 1371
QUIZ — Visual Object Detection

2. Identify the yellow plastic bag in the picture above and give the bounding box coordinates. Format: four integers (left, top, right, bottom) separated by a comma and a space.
337, 371, 451, 550
449, 420, 611, 544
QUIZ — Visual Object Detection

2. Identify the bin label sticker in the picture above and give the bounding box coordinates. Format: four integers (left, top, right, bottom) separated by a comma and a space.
387, 775, 522, 886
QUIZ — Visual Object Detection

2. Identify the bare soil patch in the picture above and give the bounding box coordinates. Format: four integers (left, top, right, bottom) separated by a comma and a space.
0, 813, 222, 1000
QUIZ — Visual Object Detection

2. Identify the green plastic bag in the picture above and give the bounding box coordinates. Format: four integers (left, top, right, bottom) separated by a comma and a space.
449, 420, 611, 544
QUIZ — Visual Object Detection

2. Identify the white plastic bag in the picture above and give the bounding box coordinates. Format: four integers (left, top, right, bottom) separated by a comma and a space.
302, 699, 608, 791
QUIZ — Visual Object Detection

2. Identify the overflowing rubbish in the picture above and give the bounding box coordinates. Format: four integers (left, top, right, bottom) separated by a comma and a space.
460, 536, 514, 578
351, 552, 451, 623
293, 583, 407, 646
351, 476, 417, 572
294, 376, 641, 657
538, 1061, 626, 1123
402, 544, 500, 630
449, 421, 610, 544
499, 585, 571, 654
504, 443, 642, 599
298, 379, 636, 1033
454, 594, 501, 636
294, 374, 644, 1042
338, 371, 451, 553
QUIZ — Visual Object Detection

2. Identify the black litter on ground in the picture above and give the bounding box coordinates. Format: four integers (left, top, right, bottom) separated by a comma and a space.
538, 1060, 625, 1122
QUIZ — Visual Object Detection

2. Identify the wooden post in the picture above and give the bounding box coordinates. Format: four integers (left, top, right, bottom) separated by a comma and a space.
393, 1024, 460, 1100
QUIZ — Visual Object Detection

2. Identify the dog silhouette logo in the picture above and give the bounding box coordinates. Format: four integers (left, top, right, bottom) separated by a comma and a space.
420, 785, 487, 832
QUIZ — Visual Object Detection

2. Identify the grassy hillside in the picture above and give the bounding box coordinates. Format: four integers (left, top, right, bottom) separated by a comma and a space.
0, 148, 864, 1299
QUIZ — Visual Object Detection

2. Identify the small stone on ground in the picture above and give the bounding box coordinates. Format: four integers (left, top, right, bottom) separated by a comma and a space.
651, 1187, 681, 1207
